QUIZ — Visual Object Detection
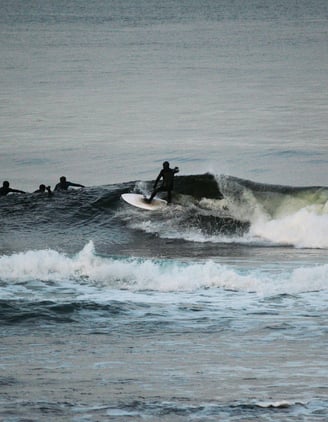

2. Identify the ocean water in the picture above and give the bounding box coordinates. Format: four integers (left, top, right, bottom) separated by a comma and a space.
1, 1, 328, 420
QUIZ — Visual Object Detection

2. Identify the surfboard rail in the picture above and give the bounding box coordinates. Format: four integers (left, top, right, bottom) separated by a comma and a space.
121, 193, 167, 210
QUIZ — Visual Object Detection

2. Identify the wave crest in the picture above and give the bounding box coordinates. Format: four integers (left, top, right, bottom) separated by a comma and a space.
1, 242, 327, 297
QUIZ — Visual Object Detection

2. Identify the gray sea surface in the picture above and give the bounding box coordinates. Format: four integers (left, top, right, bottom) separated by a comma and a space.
0, 0, 328, 420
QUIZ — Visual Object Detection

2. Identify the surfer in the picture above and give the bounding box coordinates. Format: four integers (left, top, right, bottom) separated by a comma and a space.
34, 184, 53, 196
54, 176, 85, 191
0, 180, 25, 196
147, 161, 179, 204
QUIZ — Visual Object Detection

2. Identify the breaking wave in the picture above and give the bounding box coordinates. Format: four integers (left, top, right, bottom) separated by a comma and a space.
1, 242, 327, 298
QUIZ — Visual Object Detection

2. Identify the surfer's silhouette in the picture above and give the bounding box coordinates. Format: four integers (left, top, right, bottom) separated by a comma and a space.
54, 176, 85, 191
0, 181, 25, 196
147, 161, 179, 204
34, 184, 53, 196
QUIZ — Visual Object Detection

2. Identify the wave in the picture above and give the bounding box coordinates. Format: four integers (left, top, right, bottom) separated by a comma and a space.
218, 175, 328, 248
1, 173, 327, 249
0, 242, 327, 297
118, 174, 328, 248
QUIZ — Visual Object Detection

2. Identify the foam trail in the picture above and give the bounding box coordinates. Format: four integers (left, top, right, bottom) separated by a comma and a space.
216, 175, 328, 248
0, 242, 327, 296
250, 206, 328, 248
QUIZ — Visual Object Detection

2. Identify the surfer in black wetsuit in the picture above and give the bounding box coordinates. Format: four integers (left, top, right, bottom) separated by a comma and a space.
34, 184, 53, 196
0, 181, 25, 196
54, 176, 85, 191
147, 161, 179, 204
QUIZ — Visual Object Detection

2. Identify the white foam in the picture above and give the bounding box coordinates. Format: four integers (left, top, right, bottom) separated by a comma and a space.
122, 178, 328, 249
0, 241, 327, 297
216, 174, 328, 248
250, 205, 328, 248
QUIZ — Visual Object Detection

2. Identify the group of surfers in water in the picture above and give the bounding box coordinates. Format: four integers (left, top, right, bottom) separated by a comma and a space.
0, 161, 180, 204
0, 176, 85, 197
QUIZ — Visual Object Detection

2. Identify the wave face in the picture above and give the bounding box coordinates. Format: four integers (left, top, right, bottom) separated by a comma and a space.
1, 174, 327, 254
1, 172, 327, 302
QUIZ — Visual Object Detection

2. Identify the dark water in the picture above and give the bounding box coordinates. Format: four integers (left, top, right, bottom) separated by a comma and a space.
1, 174, 327, 254
1, 0, 328, 419
1, 174, 328, 420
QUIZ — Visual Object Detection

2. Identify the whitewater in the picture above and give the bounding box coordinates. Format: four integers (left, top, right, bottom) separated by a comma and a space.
1, 178, 328, 422
1, 0, 328, 420
1, 175, 327, 421
1, 239, 328, 296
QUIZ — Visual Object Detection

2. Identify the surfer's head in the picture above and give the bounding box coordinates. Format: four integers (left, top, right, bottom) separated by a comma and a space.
163, 161, 169, 169
3, 181, 9, 188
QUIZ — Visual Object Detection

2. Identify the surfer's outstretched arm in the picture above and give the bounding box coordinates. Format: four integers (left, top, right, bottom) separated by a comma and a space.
0, 181, 25, 196
54, 176, 85, 191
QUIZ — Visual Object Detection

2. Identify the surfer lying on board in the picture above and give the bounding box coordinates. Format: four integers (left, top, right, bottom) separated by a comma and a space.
54, 176, 85, 191
34, 184, 53, 196
0, 181, 25, 196
147, 161, 179, 204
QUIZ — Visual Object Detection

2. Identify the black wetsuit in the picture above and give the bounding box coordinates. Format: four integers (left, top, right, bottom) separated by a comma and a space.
34, 186, 53, 196
149, 167, 179, 203
0, 186, 25, 196
54, 181, 84, 191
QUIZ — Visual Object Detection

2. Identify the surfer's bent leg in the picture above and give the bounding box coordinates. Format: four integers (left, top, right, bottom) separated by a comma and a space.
167, 189, 172, 204
147, 186, 162, 203
147, 189, 158, 203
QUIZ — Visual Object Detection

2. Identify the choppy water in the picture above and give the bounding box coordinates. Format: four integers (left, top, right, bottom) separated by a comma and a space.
1, 175, 328, 420
1, 0, 328, 420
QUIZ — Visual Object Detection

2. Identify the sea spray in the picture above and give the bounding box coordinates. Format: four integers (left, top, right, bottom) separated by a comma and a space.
1, 242, 327, 297
217, 175, 328, 248
250, 205, 328, 248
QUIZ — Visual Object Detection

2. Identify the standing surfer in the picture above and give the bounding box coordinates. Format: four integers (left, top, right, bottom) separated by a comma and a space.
147, 161, 179, 204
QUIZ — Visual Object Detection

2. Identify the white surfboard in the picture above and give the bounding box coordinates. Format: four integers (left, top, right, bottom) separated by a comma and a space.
121, 193, 167, 210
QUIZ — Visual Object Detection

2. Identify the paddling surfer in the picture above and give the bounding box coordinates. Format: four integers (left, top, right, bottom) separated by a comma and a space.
34, 184, 53, 196
0, 181, 25, 196
54, 176, 84, 191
